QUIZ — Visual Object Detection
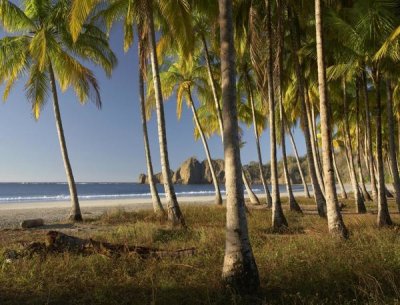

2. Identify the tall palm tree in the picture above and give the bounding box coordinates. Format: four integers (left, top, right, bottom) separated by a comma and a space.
342, 79, 366, 213
138, 27, 165, 214
70, 0, 190, 226
0, 0, 116, 222
152, 56, 223, 206
276, 0, 302, 213
288, 5, 326, 216
314, 0, 347, 238
219, 0, 259, 292
266, 0, 287, 228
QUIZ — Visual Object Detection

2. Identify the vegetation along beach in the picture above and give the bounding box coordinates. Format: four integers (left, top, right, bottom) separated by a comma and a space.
1, 0, 400, 304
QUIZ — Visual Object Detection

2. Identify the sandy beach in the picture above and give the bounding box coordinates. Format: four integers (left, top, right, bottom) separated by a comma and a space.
0, 195, 222, 229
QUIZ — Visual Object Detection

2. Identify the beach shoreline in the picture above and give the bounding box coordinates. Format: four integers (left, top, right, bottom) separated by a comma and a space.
0, 195, 225, 229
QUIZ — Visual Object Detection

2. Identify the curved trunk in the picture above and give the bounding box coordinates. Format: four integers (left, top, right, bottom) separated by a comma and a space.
287, 120, 311, 198
138, 39, 165, 215
332, 149, 348, 199
288, 7, 326, 216
374, 74, 392, 227
188, 90, 222, 205
242, 170, 260, 205
267, 0, 287, 228
277, 2, 301, 213
362, 71, 378, 204
219, 0, 260, 293
385, 80, 400, 211
147, 6, 184, 226
49, 63, 82, 222
315, 0, 348, 238
342, 80, 366, 213
247, 77, 272, 205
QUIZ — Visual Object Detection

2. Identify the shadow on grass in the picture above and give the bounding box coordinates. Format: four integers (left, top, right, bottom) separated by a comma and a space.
262, 226, 306, 235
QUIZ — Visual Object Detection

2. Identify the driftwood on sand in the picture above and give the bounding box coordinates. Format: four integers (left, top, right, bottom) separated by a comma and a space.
5, 231, 196, 260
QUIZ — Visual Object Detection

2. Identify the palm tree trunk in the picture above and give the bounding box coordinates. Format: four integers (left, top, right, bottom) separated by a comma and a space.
315, 0, 347, 238
305, 88, 325, 195
49, 62, 82, 222
147, 5, 184, 226
201, 34, 224, 142
188, 89, 222, 205
286, 117, 311, 198
277, 0, 301, 213
385, 80, 400, 211
219, 0, 260, 293
374, 72, 392, 227
342, 80, 366, 213
247, 76, 272, 205
332, 149, 348, 199
362, 71, 378, 204
138, 38, 165, 215
355, 83, 372, 201
266, 0, 287, 228
288, 6, 326, 215
202, 33, 262, 206
242, 169, 260, 205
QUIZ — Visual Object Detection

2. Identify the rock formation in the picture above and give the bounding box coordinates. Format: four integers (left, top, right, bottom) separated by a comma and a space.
138, 156, 309, 185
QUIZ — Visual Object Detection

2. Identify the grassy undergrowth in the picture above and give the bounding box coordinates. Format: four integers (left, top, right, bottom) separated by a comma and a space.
1, 197, 400, 304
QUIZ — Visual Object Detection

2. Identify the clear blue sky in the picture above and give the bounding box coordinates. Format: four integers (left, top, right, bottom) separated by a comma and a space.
0, 23, 306, 183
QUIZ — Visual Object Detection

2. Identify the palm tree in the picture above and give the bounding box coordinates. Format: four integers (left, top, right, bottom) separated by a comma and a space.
276, 0, 301, 213
153, 56, 223, 206
342, 79, 366, 213
314, 0, 347, 237
70, 0, 190, 226
287, 5, 326, 216
219, 0, 259, 292
138, 27, 165, 214
266, 0, 287, 227
0, 0, 116, 222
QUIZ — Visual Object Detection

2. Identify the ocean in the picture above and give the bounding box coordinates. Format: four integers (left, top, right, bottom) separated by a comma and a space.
0, 183, 307, 203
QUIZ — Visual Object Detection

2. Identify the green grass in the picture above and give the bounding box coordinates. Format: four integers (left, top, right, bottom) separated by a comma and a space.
1, 197, 400, 304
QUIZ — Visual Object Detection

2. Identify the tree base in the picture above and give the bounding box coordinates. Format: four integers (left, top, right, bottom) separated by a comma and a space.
68, 213, 83, 222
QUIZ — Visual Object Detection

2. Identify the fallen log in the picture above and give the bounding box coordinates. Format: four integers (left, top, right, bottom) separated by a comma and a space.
21, 218, 44, 229
20, 231, 196, 259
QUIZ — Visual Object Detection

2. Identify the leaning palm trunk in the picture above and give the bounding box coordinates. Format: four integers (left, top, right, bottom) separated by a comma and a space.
242, 170, 260, 205
266, 0, 287, 228
188, 89, 223, 206
362, 71, 378, 204
385, 80, 400, 212
201, 34, 224, 142
49, 63, 82, 222
355, 85, 372, 202
247, 79, 272, 205
286, 117, 310, 198
138, 39, 165, 215
306, 93, 325, 195
203, 33, 262, 206
342, 80, 366, 213
374, 74, 392, 227
288, 7, 326, 216
332, 149, 348, 200
219, 0, 260, 292
277, 1, 301, 213
315, 0, 347, 238
147, 6, 184, 226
